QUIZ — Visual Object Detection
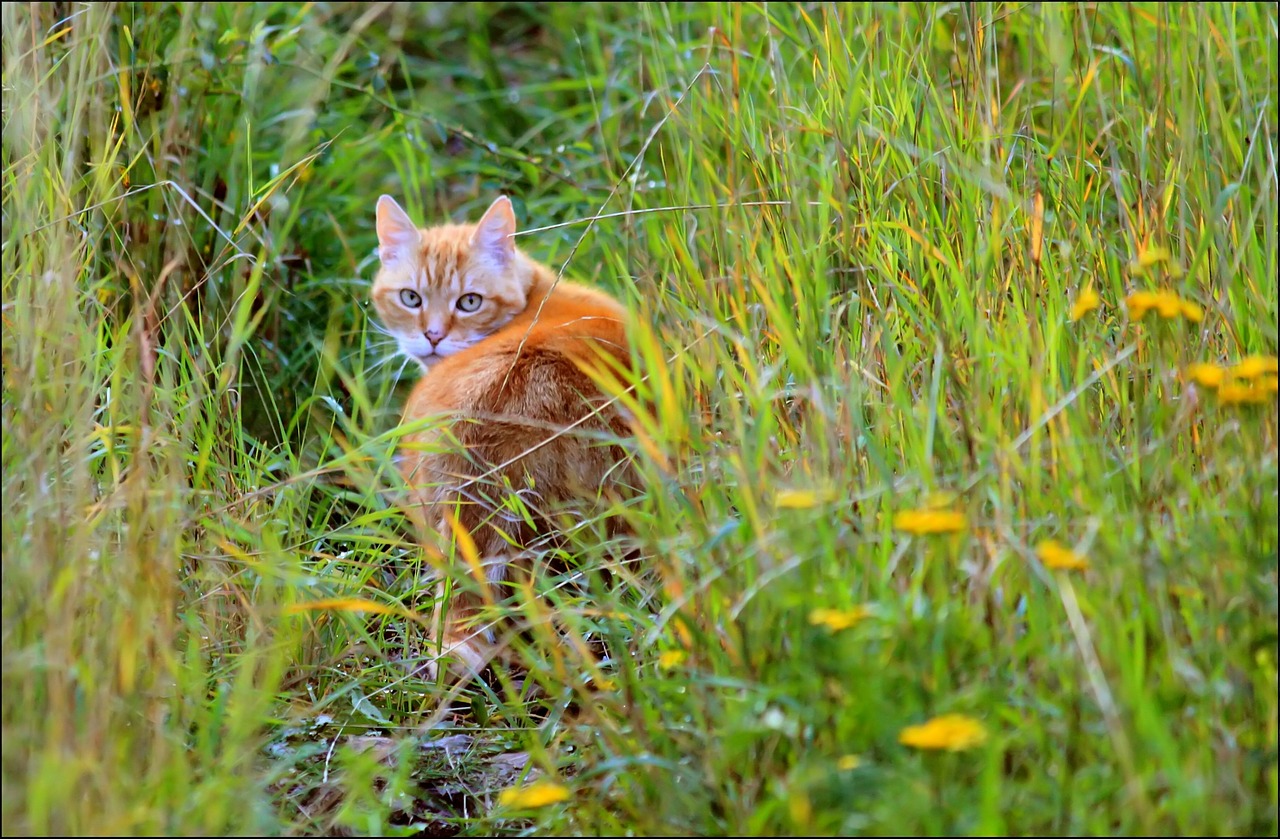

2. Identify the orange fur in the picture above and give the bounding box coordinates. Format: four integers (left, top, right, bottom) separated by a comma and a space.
371, 195, 635, 680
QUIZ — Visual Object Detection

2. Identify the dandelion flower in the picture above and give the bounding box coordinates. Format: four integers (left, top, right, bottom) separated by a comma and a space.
498, 780, 571, 809
1217, 383, 1272, 406
1035, 539, 1089, 571
1127, 245, 1173, 276
1069, 288, 1101, 321
809, 606, 872, 632
893, 509, 966, 535
775, 488, 838, 509
1126, 290, 1201, 323
1177, 299, 1203, 322
1125, 291, 1159, 320
1152, 292, 1182, 319
837, 754, 863, 771
1230, 355, 1279, 379
899, 713, 988, 752
658, 650, 686, 669
1185, 363, 1225, 389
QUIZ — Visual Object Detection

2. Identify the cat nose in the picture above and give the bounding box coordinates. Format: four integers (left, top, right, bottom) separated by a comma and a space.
424, 328, 445, 345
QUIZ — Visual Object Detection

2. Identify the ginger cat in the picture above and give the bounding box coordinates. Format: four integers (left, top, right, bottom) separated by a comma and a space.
371, 194, 635, 681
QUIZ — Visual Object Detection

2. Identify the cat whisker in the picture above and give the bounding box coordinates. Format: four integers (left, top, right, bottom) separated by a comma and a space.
332, 323, 395, 339
341, 341, 399, 368
380, 353, 413, 385
367, 351, 408, 376
354, 336, 398, 351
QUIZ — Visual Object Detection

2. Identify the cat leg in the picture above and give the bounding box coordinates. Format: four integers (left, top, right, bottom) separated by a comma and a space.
424, 553, 516, 683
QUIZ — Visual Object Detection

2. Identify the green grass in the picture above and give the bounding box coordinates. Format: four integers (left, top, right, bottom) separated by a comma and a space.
3, 2, 1276, 835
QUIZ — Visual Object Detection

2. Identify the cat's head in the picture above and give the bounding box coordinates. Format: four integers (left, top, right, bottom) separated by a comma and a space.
371, 194, 535, 368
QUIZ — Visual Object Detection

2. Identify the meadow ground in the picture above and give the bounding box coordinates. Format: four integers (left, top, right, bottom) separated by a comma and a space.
2, 2, 1277, 835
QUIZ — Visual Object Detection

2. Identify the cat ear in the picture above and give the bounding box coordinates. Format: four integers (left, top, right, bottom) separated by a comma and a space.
375, 195, 419, 264
471, 195, 516, 269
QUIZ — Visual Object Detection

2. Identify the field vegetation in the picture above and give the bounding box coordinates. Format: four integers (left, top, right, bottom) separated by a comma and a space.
3, 2, 1276, 835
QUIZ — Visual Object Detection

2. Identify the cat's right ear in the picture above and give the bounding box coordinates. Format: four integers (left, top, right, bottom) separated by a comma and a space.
376, 195, 419, 265
471, 195, 517, 270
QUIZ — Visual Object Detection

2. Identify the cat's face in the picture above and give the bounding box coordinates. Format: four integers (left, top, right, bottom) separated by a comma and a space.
371, 195, 534, 368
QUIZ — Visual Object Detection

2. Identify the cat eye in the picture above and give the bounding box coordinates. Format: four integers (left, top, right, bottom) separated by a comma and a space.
399, 289, 422, 308
456, 293, 483, 313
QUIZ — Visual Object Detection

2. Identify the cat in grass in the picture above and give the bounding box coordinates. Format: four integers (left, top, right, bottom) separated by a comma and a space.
371, 193, 636, 681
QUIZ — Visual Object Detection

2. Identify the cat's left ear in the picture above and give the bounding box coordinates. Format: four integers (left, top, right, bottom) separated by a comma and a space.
472, 195, 517, 269
376, 195, 419, 265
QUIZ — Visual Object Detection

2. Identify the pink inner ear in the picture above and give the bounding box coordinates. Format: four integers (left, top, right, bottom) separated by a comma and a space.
474, 198, 516, 265
376, 196, 418, 261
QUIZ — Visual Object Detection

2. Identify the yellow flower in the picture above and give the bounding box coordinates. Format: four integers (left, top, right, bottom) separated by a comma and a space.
893, 509, 966, 535
809, 606, 872, 632
1035, 539, 1089, 571
775, 488, 839, 509
1187, 360, 1278, 398
899, 713, 989, 751
498, 780, 571, 809
837, 754, 863, 771
1217, 383, 1273, 406
658, 650, 686, 669
1185, 363, 1225, 389
1127, 245, 1173, 276
593, 677, 617, 691
1125, 290, 1201, 322
1069, 288, 1101, 321
1231, 355, 1279, 379
1125, 291, 1159, 319
1153, 292, 1181, 318
1177, 299, 1203, 323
